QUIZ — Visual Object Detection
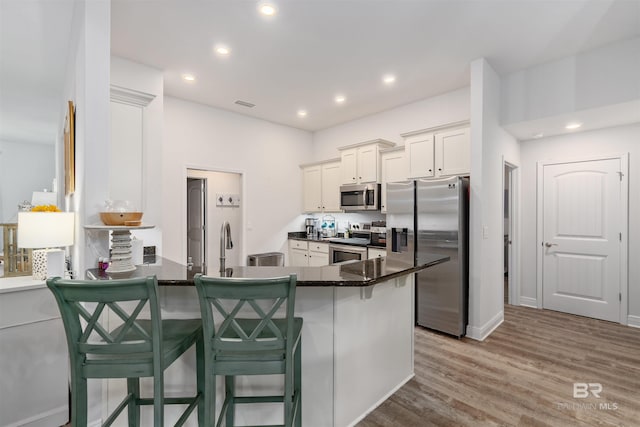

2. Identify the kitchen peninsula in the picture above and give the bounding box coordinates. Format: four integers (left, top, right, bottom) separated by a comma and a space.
87, 255, 448, 427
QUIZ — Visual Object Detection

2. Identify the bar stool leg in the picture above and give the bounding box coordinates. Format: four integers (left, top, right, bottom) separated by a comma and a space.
127, 378, 141, 426
71, 375, 88, 427
295, 343, 302, 427
196, 337, 205, 426
225, 376, 235, 427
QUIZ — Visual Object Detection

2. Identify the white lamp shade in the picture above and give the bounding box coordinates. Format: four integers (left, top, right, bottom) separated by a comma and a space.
31, 191, 57, 206
17, 212, 75, 248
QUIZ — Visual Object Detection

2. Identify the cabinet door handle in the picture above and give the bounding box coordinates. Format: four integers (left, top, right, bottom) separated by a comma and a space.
428, 169, 432, 172
438, 168, 442, 171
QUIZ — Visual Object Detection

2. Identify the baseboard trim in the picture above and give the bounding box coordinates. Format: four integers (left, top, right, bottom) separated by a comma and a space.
466, 310, 504, 341
519, 296, 538, 308
346, 373, 414, 427
628, 315, 640, 328
6, 405, 68, 427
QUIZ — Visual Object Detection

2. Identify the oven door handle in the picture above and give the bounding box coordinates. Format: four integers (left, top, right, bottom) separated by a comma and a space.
362, 188, 367, 208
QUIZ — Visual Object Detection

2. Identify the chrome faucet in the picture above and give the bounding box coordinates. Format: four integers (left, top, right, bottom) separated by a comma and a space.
219, 221, 233, 273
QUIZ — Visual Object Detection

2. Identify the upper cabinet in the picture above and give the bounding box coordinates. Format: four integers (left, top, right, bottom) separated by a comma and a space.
380, 147, 407, 213
339, 139, 395, 184
301, 159, 342, 213
403, 122, 470, 179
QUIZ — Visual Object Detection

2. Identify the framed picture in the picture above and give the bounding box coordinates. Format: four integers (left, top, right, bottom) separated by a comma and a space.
64, 100, 75, 195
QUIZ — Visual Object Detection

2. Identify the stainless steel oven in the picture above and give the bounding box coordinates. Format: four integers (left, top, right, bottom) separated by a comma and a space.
339, 183, 380, 211
328, 244, 368, 265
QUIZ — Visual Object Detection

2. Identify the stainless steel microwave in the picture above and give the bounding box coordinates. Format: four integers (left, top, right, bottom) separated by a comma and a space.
339, 183, 381, 211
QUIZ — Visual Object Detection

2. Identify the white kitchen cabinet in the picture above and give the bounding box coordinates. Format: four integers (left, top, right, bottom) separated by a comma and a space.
289, 240, 329, 266
0, 279, 69, 427
406, 133, 435, 178
403, 122, 470, 179
321, 162, 341, 211
308, 242, 329, 267
435, 127, 470, 176
339, 139, 395, 185
367, 247, 387, 259
301, 159, 341, 213
380, 147, 408, 213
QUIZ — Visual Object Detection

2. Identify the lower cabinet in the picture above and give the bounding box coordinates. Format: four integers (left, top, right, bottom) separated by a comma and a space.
367, 248, 387, 259
289, 240, 329, 266
308, 242, 329, 267
0, 281, 69, 427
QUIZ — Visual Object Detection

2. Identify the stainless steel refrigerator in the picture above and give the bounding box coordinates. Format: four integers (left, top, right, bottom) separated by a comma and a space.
386, 176, 469, 337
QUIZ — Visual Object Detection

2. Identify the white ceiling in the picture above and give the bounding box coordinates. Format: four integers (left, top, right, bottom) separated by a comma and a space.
1, 0, 638, 147
111, 0, 640, 131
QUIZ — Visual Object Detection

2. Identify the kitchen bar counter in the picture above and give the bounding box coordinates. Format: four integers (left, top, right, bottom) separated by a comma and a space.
87, 255, 448, 426
86, 254, 448, 287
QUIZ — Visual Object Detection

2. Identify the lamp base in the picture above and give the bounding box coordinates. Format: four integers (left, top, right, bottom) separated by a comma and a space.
32, 249, 65, 280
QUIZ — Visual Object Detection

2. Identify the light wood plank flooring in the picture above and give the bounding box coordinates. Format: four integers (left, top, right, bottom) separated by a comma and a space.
358, 305, 640, 427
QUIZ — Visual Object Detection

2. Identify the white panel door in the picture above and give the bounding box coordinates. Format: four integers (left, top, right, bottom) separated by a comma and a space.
407, 135, 434, 178
357, 145, 378, 183
435, 127, 470, 176
340, 148, 358, 184
302, 165, 322, 212
321, 161, 341, 211
542, 158, 621, 321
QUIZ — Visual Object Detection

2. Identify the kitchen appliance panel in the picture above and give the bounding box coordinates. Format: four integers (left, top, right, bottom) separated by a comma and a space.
415, 176, 469, 337
385, 181, 415, 269
329, 244, 368, 265
340, 183, 380, 211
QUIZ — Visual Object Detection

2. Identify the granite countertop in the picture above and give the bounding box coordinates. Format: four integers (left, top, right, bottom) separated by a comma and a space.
86, 255, 449, 287
287, 231, 385, 249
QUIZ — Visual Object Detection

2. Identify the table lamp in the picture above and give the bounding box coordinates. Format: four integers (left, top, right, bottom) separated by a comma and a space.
17, 212, 75, 280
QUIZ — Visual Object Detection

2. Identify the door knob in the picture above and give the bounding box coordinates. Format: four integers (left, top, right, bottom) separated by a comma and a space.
544, 242, 558, 248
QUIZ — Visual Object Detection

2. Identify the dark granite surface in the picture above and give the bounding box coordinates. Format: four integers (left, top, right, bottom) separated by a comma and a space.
86, 255, 449, 287
287, 231, 385, 249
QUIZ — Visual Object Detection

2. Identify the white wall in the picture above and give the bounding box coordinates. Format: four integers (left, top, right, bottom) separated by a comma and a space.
110, 56, 164, 254
519, 123, 640, 322
312, 87, 470, 160
60, 0, 111, 422
468, 58, 520, 341
163, 97, 313, 266
501, 37, 640, 126
0, 140, 54, 222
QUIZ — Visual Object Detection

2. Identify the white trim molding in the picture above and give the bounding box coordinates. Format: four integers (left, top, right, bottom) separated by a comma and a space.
519, 296, 538, 308
535, 153, 629, 324
110, 84, 155, 107
466, 310, 504, 341
628, 315, 640, 329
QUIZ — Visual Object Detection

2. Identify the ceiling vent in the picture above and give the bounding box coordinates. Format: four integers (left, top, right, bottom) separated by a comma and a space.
234, 100, 255, 108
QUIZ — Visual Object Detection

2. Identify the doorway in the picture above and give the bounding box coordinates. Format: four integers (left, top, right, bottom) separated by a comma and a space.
537, 156, 628, 322
187, 177, 206, 271
186, 169, 242, 273
503, 161, 518, 306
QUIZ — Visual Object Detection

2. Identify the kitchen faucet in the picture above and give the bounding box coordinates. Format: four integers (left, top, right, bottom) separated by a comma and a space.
219, 221, 233, 273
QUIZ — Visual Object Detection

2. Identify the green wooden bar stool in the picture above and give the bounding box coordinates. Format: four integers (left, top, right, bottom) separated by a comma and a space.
194, 274, 302, 427
47, 276, 204, 427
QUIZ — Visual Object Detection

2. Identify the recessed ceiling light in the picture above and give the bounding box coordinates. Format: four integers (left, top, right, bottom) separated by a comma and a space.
565, 122, 583, 130
532, 132, 544, 139
215, 45, 231, 56
259, 3, 277, 16
182, 74, 196, 82
335, 95, 346, 104
297, 110, 307, 117
383, 74, 396, 84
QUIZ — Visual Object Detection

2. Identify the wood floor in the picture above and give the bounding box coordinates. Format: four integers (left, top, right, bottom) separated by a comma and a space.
358, 305, 640, 427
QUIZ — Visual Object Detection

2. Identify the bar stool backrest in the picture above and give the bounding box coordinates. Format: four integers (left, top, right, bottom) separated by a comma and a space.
47, 276, 162, 366
194, 274, 297, 354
